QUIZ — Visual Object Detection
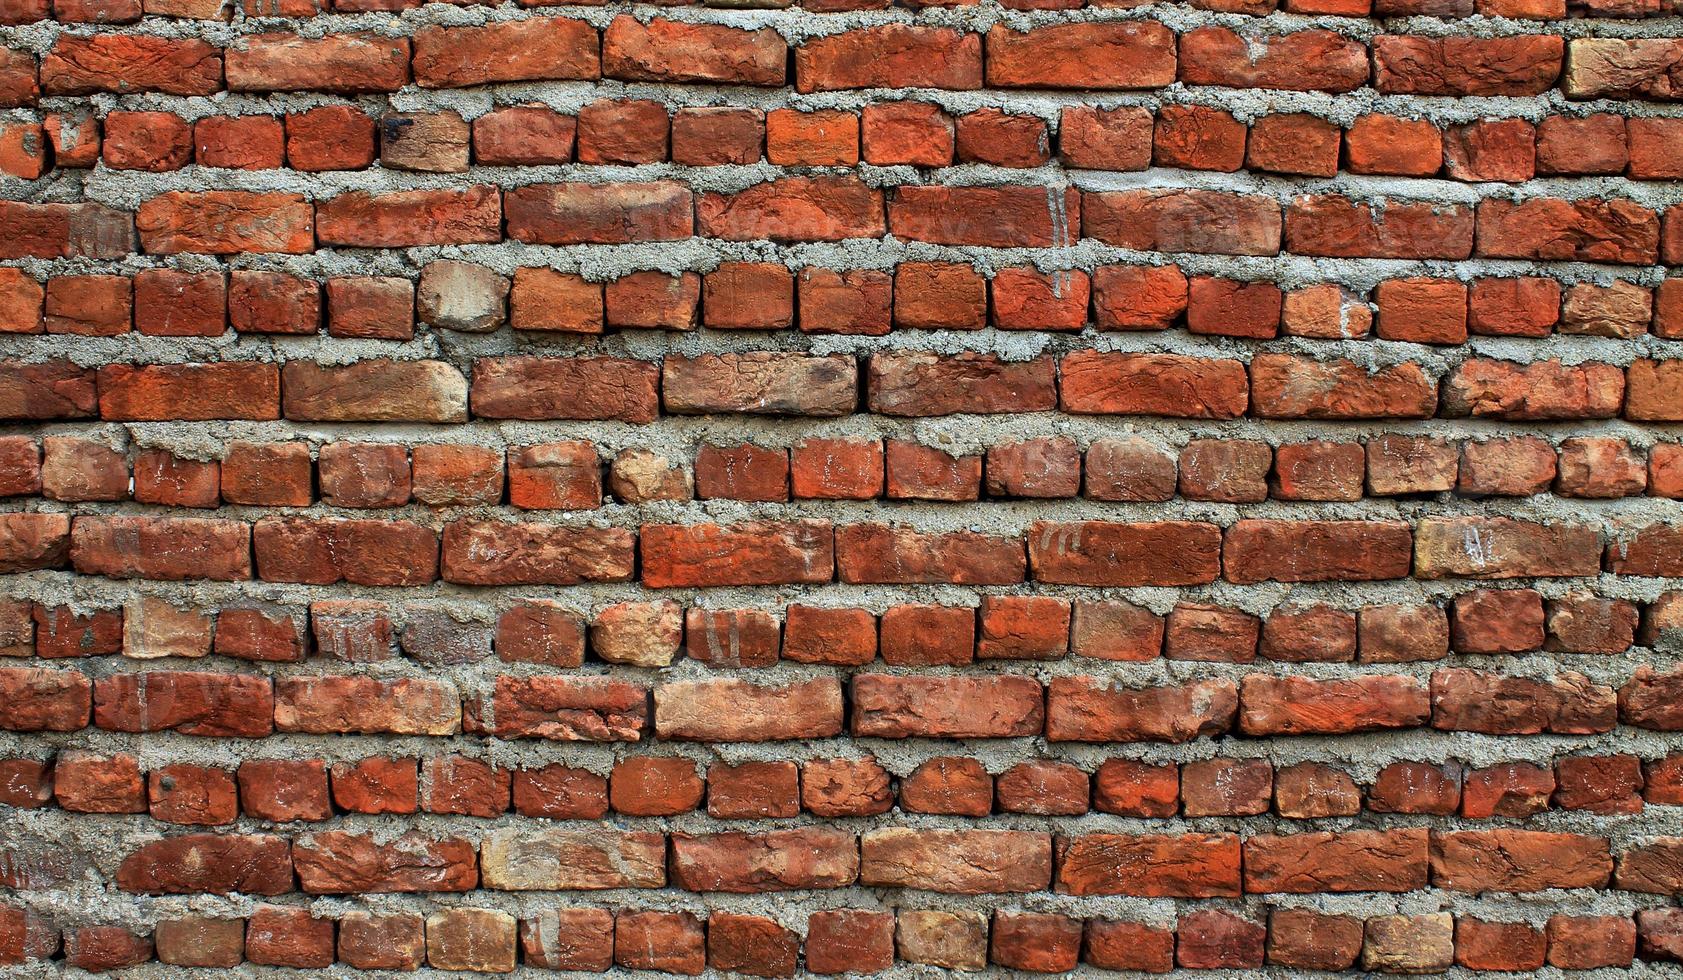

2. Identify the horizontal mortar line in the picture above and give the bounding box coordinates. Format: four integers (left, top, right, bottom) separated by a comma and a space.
0, 639, 1675, 695
9, 572, 1683, 621
4, 229, 1677, 290
43, 81, 1683, 126
8, 803, 1683, 837
3, 326, 1681, 369
6, 240, 1675, 296
32, 420, 1683, 453
9, 492, 1683, 527
15, 2, 1683, 48
1, 871, 1672, 908
2, 640, 1677, 677
7, 729, 1683, 784
9, 736, 1683, 789
62, 418, 1683, 452
18, 414, 1683, 451
60, 156, 1683, 209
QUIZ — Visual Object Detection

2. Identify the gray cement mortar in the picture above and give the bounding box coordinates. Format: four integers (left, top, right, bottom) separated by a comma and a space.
5, 0, 1683, 971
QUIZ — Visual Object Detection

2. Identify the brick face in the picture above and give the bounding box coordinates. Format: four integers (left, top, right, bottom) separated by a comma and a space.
0, 0, 1678, 974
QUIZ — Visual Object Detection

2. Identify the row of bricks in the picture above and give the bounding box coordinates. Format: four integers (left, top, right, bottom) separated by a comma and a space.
33, 823, 1683, 897
8, 261, 1682, 343
3, 664, 1681, 740
13, 354, 1683, 426
5, 0, 1678, 25
14, 100, 1683, 183
12, 185, 1683, 265
3, 25, 1676, 102
13, 905, 1683, 976
10, 512, 1683, 588
13, 432, 1683, 513
10, 511, 1683, 587
8, 748, 1683, 825
5, 583, 1675, 670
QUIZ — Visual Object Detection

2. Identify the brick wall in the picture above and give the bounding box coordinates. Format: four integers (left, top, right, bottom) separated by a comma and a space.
3, 0, 1683, 972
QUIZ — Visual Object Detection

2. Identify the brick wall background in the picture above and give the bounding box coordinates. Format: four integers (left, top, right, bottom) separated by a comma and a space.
4, 0, 1683, 973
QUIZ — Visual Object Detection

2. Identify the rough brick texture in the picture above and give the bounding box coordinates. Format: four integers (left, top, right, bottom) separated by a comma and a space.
3, 0, 1683, 975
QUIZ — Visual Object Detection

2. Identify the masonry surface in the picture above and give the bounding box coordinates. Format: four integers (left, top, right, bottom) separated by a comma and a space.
3, 0, 1683, 974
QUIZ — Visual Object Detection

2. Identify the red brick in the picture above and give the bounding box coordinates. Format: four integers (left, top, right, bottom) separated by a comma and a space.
315, 186, 499, 248
148, 763, 237, 825
1445, 117, 1536, 182
1548, 916, 1635, 969
1057, 833, 1239, 897
339, 914, 424, 971
893, 262, 985, 328
1462, 763, 1554, 819
103, 110, 190, 171
138, 190, 313, 254
1061, 107, 1155, 173
655, 678, 841, 742
616, 912, 704, 975
1436, 668, 1616, 735
1086, 920, 1175, 972
414, 18, 596, 87
154, 918, 243, 968
1248, 113, 1340, 176
227, 32, 409, 92
880, 603, 975, 665
44, 274, 129, 335
807, 911, 893, 975
42, 35, 219, 95
54, 750, 141, 811
1346, 113, 1440, 176
238, 758, 330, 822
507, 268, 597, 334
472, 105, 574, 165
1179, 26, 1369, 91
1030, 520, 1220, 587
642, 520, 833, 587
64, 927, 151, 972
119, 833, 294, 895
992, 912, 1081, 973
1178, 439, 1269, 503
1537, 114, 1628, 175
862, 827, 1050, 893
1451, 588, 1545, 654
1154, 104, 1245, 171
246, 906, 333, 969
512, 764, 607, 819
901, 757, 992, 816
685, 608, 780, 669
890, 186, 1078, 247
1477, 197, 1658, 265
1373, 35, 1562, 95
1087, 189, 1281, 256
709, 913, 797, 978
956, 108, 1047, 167
293, 831, 475, 894
672, 108, 762, 168
285, 105, 375, 171
698, 176, 881, 242
986, 23, 1174, 89
707, 761, 798, 819
133, 269, 224, 336
862, 101, 952, 166
1432, 830, 1611, 892
1046, 676, 1235, 743
796, 25, 981, 92
997, 760, 1087, 816
195, 115, 283, 169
